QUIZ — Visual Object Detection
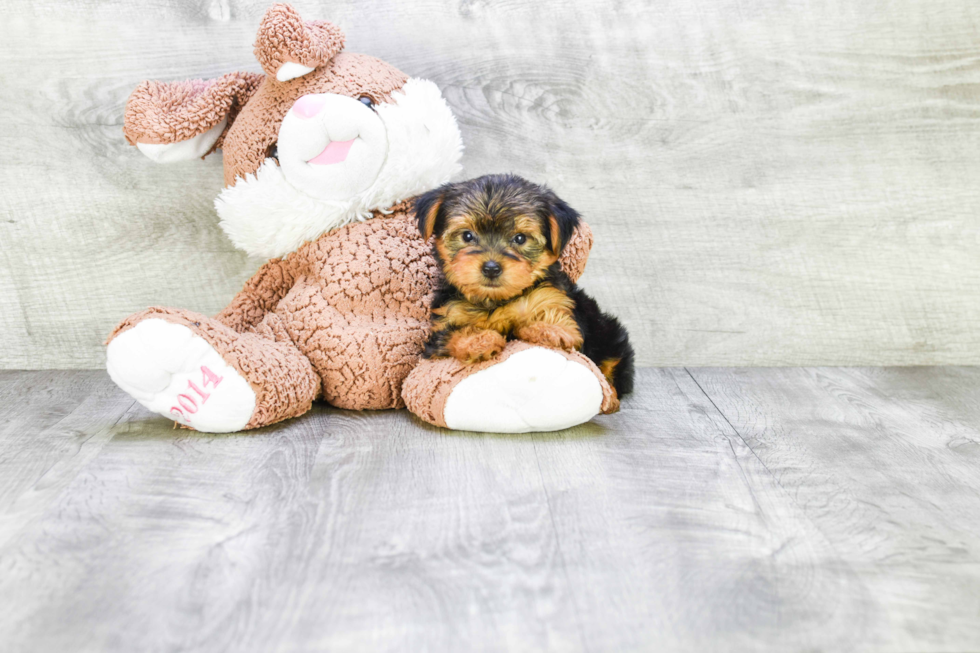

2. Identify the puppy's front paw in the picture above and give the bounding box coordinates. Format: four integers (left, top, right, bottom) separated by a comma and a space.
516, 322, 582, 351
447, 328, 507, 365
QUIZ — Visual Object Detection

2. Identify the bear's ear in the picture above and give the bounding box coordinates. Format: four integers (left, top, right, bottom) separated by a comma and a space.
124, 72, 263, 163
543, 191, 581, 255
254, 4, 345, 82
415, 186, 449, 240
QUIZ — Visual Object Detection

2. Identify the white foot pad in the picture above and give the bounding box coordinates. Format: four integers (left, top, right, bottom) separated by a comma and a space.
106, 319, 256, 433
443, 347, 603, 433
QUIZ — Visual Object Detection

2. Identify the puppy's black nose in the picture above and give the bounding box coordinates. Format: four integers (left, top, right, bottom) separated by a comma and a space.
482, 260, 502, 279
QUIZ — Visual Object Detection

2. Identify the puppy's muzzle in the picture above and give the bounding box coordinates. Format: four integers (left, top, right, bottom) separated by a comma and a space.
481, 260, 502, 279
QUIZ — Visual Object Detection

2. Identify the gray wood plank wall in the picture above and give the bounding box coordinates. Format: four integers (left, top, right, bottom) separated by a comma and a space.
2, 0, 980, 369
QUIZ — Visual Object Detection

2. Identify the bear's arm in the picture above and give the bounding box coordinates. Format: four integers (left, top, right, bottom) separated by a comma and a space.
214, 256, 298, 332
559, 221, 594, 283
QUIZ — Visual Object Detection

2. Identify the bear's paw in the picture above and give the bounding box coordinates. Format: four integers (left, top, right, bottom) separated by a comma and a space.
107, 319, 255, 433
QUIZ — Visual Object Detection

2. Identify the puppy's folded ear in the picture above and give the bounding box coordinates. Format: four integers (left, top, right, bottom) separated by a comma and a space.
544, 192, 581, 255
415, 186, 449, 240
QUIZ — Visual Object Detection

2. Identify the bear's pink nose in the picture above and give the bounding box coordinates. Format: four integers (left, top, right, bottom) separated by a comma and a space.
292, 94, 327, 119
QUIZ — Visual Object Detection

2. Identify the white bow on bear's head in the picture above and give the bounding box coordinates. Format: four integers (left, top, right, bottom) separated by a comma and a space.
123, 3, 463, 259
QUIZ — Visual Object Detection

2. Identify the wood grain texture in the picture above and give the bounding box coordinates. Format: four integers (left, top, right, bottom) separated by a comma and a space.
2, 367, 980, 651
688, 366, 980, 650
2, 0, 980, 368
0, 371, 135, 549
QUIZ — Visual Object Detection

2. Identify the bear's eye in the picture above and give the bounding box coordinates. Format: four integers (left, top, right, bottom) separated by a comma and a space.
267, 142, 279, 162
513, 233, 527, 245
358, 95, 375, 110
461, 231, 475, 243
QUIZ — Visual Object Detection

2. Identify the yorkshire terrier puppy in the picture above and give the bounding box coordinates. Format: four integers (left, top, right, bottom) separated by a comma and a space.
416, 174, 634, 409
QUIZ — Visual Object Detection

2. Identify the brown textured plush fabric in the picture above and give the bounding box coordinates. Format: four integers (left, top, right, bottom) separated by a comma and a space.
401, 340, 617, 429
123, 72, 263, 146
220, 52, 408, 186
113, 2, 609, 431
107, 306, 320, 430
253, 3, 345, 77
558, 220, 594, 281
124, 13, 404, 184
257, 205, 437, 410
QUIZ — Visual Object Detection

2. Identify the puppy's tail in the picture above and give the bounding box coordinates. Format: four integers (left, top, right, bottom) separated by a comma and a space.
597, 331, 635, 398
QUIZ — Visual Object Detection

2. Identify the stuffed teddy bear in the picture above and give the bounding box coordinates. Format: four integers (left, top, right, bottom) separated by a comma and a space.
106, 3, 618, 433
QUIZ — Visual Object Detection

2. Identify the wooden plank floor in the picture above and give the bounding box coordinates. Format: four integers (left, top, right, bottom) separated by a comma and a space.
0, 368, 978, 652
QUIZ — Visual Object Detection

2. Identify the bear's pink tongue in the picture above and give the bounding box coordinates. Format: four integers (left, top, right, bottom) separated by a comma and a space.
308, 139, 355, 165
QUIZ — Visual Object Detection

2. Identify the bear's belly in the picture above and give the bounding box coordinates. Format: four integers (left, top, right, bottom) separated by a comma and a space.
274, 284, 433, 409
271, 214, 440, 408
294, 213, 438, 322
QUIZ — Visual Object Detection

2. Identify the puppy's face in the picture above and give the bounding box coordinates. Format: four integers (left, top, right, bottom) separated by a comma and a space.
416, 175, 580, 303
438, 204, 552, 303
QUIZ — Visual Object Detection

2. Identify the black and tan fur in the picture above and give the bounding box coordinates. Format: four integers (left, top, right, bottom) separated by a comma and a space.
415, 174, 635, 405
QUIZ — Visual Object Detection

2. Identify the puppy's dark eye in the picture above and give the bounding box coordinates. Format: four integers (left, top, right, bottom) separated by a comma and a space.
461, 231, 475, 243
513, 233, 527, 245
267, 142, 279, 161
358, 95, 375, 110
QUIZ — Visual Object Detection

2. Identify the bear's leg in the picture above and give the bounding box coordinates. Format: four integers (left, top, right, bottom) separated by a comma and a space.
106, 307, 319, 432
402, 341, 618, 433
